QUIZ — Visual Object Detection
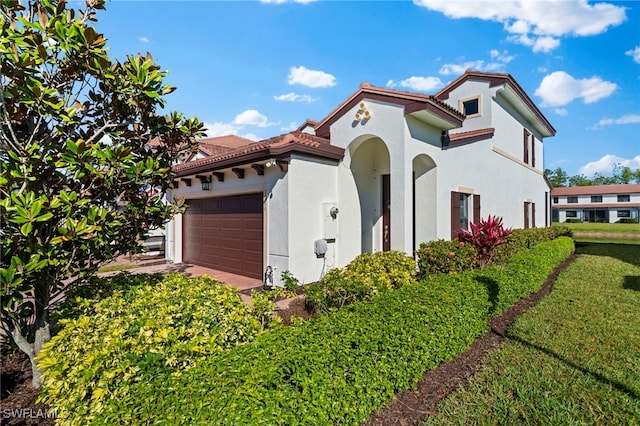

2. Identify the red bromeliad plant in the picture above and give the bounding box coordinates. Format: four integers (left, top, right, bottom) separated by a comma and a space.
458, 215, 512, 267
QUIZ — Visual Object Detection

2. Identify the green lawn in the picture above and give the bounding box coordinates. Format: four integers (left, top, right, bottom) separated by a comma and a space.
424, 242, 640, 425
554, 221, 640, 234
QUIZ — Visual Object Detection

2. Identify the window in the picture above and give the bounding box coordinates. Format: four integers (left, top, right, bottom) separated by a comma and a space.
553, 197, 559, 204
524, 201, 535, 229
460, 97, 480, 117
591, 195, 603, 203
451, 191, 480, 239
459, 193, 470, 230
618, 210, 631, 218
566, 210, 578, 218
618, 194, 630, 202
567, 196, 578, 203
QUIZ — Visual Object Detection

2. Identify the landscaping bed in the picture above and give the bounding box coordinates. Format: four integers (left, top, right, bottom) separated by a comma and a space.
2, 229, 573, 425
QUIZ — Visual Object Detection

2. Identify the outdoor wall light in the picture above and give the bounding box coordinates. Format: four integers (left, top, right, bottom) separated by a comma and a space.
196, 175, 212, 190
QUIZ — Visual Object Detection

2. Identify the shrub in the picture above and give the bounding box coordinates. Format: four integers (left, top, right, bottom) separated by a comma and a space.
475, 236, 574, 315
416, 239, 477, 278
74, 238, 574, 425
458, 215, 512, 267
53, 272, 164, 322
37, 273, 278, 424
281, 270, 300, 292
304, 250, 416, 313
565, 218, 583, 223
493, 226, 565, 265
78, 276, 491, 425
619, 218, 639, 224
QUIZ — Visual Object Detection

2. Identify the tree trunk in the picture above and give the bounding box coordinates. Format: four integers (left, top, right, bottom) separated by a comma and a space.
11, 324, 51, 388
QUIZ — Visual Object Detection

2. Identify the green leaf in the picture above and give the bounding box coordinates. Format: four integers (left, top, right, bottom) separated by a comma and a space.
20, 222, 33, 236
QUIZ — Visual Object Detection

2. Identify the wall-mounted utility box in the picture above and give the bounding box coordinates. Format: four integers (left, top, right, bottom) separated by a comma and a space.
322, 203, 338, 240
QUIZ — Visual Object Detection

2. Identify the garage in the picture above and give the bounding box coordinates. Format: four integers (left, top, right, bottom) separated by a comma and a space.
183, 194, 263, 279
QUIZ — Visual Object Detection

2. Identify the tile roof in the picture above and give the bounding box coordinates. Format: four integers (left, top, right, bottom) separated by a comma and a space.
196, 135, 255, 156
314, 82, 465, 138
173, 131, 344, 177
552, 184, 640, 196
436, 69, 556, 137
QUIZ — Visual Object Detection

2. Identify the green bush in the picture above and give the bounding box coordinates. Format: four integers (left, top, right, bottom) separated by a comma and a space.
53, 272, 164, 322
77, 275, 491, 425
304, 250, 416, 313
619, 218, 639, 224
565, 218, 583, 223
476, 236, 574, 315
73, 238, 573, 425
37, 273, 278, 424
416, 239, 478, 278
493, 226, 565, 264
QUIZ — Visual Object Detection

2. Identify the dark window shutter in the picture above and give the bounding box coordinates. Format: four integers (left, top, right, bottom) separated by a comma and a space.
532, 202, 536, 228
531, 135, 536, 167
451, 191, 461, 240
473, 194, 481, 223
524, 202, 529, 229
545, 193, 549, 227
523, 129, 529, 163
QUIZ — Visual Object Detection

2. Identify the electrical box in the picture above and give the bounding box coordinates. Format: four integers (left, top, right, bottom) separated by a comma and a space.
323, 203, 338, 240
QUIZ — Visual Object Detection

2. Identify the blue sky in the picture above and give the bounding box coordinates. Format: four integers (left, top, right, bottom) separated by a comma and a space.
96, 0, 639, 177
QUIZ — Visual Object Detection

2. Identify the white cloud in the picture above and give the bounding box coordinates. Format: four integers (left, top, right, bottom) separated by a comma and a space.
273, 92, 317, 103
592, 114, 640, 128
554, 108, 568, 116
281, 122, 298, 132
387, 76, 444, 92
579, 155, 640, 177
287, 66, 336, 88
233, 109, 278, 128
489, 49, 515, 63
414, 0, 626, 53
626, 46, 640, 64
439, 50, 513, 75
534, 71, 617, 107
202, 121, 241, 138
139, 36, 149, 43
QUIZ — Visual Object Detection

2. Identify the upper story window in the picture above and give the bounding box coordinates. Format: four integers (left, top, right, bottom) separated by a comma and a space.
618, 194, 630, 202
567, 196, 578, 203
553, 196, 559, 204
460, 96, 480, 118
591, 195, 603, 203
523, 129, 535, 167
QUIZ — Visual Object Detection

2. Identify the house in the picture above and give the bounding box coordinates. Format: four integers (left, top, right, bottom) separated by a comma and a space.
164, 69, 556, 286
551, 184, 640, 223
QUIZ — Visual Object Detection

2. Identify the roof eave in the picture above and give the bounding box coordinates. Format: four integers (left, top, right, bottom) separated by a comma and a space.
174, 143, 344, 177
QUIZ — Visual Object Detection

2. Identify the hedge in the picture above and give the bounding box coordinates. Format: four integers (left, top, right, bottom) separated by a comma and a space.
37, 273, 278, 424
304, 250, 416, 312
39, 237, 574, 425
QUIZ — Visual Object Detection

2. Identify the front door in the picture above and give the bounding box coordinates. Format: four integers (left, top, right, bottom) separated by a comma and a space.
382, 174, 391, 251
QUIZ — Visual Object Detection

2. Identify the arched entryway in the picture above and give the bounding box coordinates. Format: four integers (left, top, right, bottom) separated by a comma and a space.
413, 154, 437, 251
349, 137, 391, 253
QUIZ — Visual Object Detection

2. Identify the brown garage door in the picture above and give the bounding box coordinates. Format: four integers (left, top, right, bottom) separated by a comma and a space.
183, 194, 263, 279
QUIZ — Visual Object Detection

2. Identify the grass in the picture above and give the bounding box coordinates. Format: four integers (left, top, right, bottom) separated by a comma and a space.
97, 263, 140, 273
424, 242, 640, 425
554, 221, 640, 234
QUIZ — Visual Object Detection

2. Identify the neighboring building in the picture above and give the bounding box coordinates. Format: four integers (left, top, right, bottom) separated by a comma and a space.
551, 184, 640, 223
164, 70, 556, 285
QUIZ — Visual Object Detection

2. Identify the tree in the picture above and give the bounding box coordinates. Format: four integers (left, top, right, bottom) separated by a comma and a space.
544, 167, 569, 187
0, 0, 204, 387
